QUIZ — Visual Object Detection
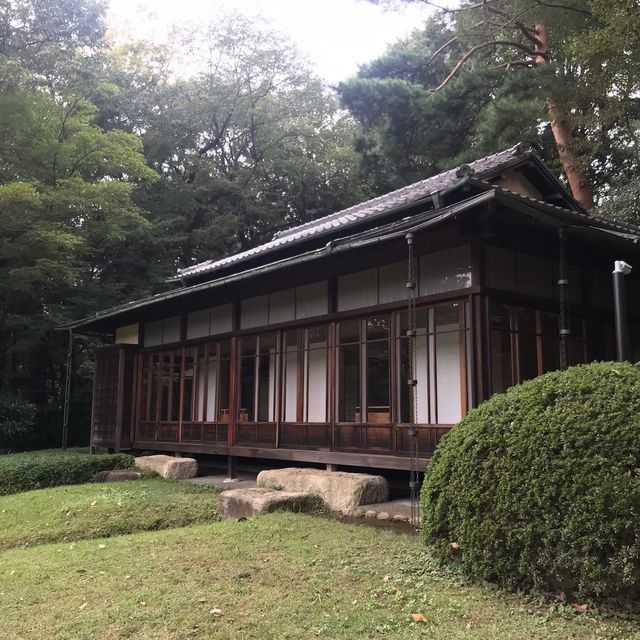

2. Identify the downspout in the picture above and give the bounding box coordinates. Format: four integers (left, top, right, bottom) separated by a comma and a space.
61, 329, 73, 449
557, 228, 570, 370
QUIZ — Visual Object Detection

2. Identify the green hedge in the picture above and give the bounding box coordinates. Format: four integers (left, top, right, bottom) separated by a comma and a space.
0, 450, 135, 495
421, 362, 640, 601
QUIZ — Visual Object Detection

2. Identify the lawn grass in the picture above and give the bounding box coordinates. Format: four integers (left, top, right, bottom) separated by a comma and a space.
1, 511, 639, 639
0, 479, 218, 550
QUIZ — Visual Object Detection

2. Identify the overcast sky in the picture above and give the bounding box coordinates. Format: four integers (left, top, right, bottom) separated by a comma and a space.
107, 0, 434, 83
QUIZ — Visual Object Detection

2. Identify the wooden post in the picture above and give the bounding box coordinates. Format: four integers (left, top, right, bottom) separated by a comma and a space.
114, 347, 126, 453
228, 336, 238, 447
226, 455, 238, 480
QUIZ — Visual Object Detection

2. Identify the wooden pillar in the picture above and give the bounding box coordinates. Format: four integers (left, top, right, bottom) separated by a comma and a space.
226, 455, 238, 480
228, 336, 238, 447
114, 347, 126, 453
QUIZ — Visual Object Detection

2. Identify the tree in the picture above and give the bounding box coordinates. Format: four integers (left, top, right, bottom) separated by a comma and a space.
116, 16, 369, 270
0, 1, 156, 444
340, 15, 554, 192
353, 0, 640, 213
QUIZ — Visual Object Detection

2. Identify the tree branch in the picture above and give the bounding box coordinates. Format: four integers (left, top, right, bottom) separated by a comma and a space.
432, 40, 546, 92
531, 0, 592, 16
425, 36, 458, 67
486, 7, 544, 47
493, 60, 536, 69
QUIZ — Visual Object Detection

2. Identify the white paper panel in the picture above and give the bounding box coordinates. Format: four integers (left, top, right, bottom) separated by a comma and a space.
295, 281, 328, 319
144, 320, 163, 347
187, 309, 210, 340
337, 268, 378, 311
435, 331, 462, 424
206, 358, 218, 421
306, 348, 327, 422
240, 295, 268, 329
210, 303, 233, 335
269, 288, 295, 325
379, 261, 407, 304
284, 349, 298, 422
115, 323, 139, 345
420, 246, 472, 297
162, 316, 181, 344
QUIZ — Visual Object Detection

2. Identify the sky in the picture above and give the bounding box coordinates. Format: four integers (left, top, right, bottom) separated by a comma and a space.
107, 0, 434, 84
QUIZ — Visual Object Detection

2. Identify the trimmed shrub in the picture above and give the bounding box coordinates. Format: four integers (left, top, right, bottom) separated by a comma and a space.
0, 395, 37, 450
0, 449, 135, 495
421, 361, 640, 601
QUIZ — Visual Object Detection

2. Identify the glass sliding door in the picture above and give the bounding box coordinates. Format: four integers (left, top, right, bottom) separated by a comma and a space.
337, 320, 361, 423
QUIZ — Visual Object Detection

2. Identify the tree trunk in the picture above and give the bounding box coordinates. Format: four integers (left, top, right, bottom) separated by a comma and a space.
535, 24, 595, 211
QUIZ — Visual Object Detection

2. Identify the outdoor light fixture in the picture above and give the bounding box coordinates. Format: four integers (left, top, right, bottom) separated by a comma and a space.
613, 260, 633, 362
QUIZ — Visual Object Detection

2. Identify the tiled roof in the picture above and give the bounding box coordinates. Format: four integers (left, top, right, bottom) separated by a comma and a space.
176, 144, 530, 280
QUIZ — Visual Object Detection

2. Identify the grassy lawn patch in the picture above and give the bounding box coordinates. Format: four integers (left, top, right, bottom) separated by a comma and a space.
1, 513, 638, 640
0, 449, 135, 495
0, 479, 218, 550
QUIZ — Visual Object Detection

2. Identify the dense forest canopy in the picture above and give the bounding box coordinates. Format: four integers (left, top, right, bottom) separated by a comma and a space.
0, 0, 638, 447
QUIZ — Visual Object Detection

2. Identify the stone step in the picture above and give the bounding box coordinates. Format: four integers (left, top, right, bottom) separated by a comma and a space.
218, 487, 320, 520
256, 467, 388, 515
134, 455, 197, 479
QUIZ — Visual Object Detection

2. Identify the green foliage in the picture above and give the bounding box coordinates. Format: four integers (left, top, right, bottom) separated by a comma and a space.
343, 0, 640, 204
0, 395, 37, 450
0, 449, 135, 495
421, 362, 640, 600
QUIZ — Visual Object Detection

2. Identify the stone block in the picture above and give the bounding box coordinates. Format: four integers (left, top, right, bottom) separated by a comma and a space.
134, 454, 197, 479
93, 470, 142, 482
218, 487, 319, 520
257, 467, 388, 515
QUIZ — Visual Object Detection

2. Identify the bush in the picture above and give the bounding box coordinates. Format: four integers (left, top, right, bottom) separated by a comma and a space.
0, 395, 37, 450
0, 449, 135, 495
421, 361, 640, 601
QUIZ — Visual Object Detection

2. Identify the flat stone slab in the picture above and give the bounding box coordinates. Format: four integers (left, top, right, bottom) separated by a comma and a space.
256, 468, 388, 515
218, 487, 318, 520
93, 470, 142, 483
135, 455, 197, 479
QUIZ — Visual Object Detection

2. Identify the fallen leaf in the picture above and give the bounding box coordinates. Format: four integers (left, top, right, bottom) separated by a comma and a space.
554, 592, 567, 603
79, 602, 88, 610
210, 608, 223, 617
411, 613, 427, 623
572, 603, 588, 613
587, 617, 601, 626
198, 597, 207, 603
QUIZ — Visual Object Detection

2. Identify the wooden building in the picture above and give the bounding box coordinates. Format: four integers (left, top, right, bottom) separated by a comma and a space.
68, 145, 640, 471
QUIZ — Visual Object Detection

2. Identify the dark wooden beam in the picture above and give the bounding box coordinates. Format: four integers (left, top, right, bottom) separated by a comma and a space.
133, 440, 429, 471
